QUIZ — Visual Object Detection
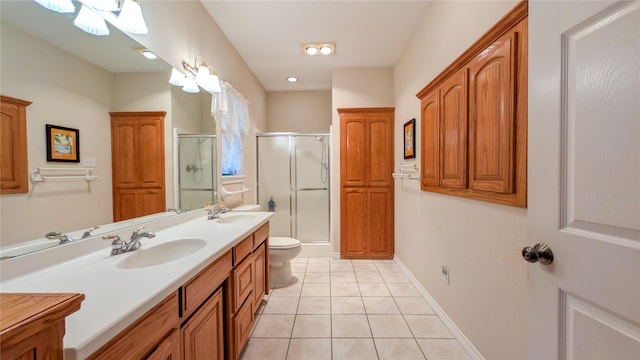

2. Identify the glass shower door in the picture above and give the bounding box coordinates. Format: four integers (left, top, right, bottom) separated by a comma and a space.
178, 135, 217, 210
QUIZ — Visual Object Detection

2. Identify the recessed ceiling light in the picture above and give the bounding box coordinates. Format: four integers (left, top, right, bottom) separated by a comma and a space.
319, 45, 332, 55
287, 76, 299, 83
136, 48, 158, 60
303, 42, 335, 56
305, 46, 319, 56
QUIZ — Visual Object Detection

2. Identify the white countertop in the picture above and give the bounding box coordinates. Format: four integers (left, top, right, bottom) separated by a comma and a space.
0, 210, 273, 359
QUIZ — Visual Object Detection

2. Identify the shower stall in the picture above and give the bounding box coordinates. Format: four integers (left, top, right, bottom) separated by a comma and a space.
257, 133, 330, 243
177, 134, 217, 210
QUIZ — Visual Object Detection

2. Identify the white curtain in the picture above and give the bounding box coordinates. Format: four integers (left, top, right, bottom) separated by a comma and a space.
211, 81, 250, 176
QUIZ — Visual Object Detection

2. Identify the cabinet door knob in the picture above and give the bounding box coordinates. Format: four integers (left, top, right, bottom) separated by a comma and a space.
522, 243, 554, 265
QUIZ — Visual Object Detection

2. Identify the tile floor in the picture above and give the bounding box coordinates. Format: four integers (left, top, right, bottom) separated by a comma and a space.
240, 257, 470, 360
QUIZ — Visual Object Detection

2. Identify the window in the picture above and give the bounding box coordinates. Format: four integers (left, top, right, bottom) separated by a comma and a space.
217, 82, 250, 176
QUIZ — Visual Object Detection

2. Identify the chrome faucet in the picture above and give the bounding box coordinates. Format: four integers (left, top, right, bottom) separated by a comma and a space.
46, 232, 72, 244
207, 204, 229, 220
80, 226, 100, 239
168, 208, 181, 214
102, 226, 155, 256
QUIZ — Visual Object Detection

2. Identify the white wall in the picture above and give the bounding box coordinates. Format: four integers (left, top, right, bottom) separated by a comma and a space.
266, 90, 332, 132
0, 23, 114, 245
393, 1, 527, 358
331, 67, 394, 253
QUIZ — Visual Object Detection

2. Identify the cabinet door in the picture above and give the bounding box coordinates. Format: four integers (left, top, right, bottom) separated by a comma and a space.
368, 112, 394, 187
367, 188, 394, 258
232, 298, 254, 360
340, 187, 367, 257
253, 243, 266, 306
340, 113, 367, 187
181, 288, 225, 360
439, 69, 468, 189
146, 330, 180, 360
232, 256, 254, 312
468, 32, 516, 193
138, 189, 165, 218
0, 96, 30, 194
111, 119, 137, 189
113, 189, 137, 222
137, 118, 165, 189
420, 91, 440, 188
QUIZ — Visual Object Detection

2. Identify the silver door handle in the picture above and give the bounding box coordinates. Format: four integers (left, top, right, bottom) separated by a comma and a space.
522, 243, 554, 265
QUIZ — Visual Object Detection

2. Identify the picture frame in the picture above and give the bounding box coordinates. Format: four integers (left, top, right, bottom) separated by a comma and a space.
46, 124, 80, 162
403, 118, 416, 159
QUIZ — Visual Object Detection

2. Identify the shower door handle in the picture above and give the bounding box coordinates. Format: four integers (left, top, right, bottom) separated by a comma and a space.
291, 188, 328, 191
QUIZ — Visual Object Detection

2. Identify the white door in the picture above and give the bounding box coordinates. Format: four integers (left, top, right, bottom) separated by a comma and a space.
528, 1, 640, 359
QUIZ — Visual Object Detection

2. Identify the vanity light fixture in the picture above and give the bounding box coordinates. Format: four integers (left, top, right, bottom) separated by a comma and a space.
74, 5, 110, 36
169, 68, 186, 86
182, 77, 200, 94
34, 0, 75, 13
168, 57, 222, 94
118, 0, 148, 35
303, 42, 335, 56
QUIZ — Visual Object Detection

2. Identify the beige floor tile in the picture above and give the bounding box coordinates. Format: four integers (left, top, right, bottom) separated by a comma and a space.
262, 296, 300, 314
297, 296, 331, 314
416, 339, 470, 359
252, 315, 295, 338
331, 282, 361, 296
387, 283, 420, 297
332, 338, 378, 360
271, 283, 302, 297
304, 272, 330, 283
362, 296, 400, 314
331, 314, 372, 338
358, 283, 391, 297
286, 338, 332, 360
381, 271, 411, 283
355, 271, 384, 283
394, 297, 435, 315
368, 315, 413, 338
308, 258, 330, 264
375, 263, 403, 273
240, 338, 289, 360
301, 283, 331, 296
331, 296, 365, 314
292, 315, 332, 338
331, 271, 357, 283
330, 261, 354, 272
291, 263, 308, 273
374, 338, 425, 360
306, 262, 330, 272
291, 257, 309, 264
405, 315, 453, 338
373, 259, 397, 265
352, 262, 378, 272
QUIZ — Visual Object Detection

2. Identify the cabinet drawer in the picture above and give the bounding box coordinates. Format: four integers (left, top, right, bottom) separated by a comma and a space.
232, 256, 254, 312
181, 250, 232, 319
88, 293, 178, 360
233, 298, 254, 359
253, 223, 269, 249
233, 234, 253, 265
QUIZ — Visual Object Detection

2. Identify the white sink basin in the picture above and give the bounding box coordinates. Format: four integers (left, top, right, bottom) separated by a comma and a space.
215, 214, 256, 224
116, 239, 207, 269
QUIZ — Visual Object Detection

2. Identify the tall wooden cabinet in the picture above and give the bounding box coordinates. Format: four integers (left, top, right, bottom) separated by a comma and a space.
110, 112, 166, 222
0, 95, 31, 194
417, 2, 527, 207
339, 108, 394, 259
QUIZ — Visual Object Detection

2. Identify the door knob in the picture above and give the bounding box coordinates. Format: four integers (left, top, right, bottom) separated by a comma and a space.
522, 243, 554, 265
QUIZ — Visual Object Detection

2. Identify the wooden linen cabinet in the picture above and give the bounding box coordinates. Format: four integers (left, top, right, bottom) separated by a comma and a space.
339, 107, 394, 259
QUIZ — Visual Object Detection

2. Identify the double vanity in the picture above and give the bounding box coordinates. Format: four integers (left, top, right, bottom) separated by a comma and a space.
0, 210, 272, 360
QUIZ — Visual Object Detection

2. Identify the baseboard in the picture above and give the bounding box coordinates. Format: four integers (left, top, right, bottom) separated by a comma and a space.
394, 255, 485, 360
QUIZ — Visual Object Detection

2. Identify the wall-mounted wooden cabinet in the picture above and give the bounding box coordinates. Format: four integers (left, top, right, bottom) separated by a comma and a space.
417, 2, 527, 207
110, 112, 166, 221
0, 95, 31, 194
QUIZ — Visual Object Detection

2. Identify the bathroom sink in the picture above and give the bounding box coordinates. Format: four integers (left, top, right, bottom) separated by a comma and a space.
215, 214, 256, 224
116, 239, 207, 269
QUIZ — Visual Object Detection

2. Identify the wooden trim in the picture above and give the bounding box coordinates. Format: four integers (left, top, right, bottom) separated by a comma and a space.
337, 107, 395, 114
109, 111, 167, 118
416, 0, 528, 99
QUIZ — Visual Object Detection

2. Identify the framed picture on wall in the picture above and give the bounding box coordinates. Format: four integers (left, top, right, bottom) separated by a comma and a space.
403, 118, 416, 159
46, 124, 80, 162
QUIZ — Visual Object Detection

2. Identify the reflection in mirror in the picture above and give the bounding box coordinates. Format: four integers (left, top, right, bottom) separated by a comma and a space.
178, 135, 218, 210
0, 1, 216, 259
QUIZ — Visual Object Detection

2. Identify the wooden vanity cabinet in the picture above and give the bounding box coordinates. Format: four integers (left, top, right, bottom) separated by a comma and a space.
146, 330, 180, 360
417, 2, 527, 207
0, 293, 84, 360
181, 289, 225, 360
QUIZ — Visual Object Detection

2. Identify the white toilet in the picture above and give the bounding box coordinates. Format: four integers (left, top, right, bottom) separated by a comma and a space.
268, 237, 302, 284
232, 205, 302, 284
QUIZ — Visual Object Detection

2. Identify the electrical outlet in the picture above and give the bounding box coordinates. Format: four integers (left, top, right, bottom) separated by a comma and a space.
441, 265, 450, 285
83, 158, 97, 167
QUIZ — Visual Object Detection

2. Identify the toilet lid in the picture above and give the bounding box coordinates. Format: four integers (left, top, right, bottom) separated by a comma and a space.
270, 237, 301, 249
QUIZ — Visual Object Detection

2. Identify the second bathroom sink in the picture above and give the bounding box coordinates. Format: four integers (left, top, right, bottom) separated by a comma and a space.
117, 239, 207, 269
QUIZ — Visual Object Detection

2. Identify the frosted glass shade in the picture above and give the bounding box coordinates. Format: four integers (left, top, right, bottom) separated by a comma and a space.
74, 5, 110, 36
118, 0, 148, 35
169, 68, 186, 86
182, 77, 200, 93
195, 66, 211, 86
204, 74, 222, 93
34, 0, 75, 13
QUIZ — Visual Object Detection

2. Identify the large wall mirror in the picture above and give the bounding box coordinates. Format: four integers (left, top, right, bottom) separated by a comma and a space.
0, 0, 216, 259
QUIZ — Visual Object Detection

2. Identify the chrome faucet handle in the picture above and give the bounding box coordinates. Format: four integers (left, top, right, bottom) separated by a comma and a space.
46, 232, 72, 244
103, 235, 125, 255
168, 208, 181, 214
81, 226, 100, 239
131, 226, 147, 238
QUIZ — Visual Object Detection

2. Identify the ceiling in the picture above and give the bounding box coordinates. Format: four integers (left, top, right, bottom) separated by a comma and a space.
200, 1, 431, 92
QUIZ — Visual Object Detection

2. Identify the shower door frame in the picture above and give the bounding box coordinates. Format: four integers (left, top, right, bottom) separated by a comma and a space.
256, 132, 331, 243
177, 133, 217, 210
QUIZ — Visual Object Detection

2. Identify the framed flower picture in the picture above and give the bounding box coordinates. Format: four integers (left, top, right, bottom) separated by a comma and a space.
46, 124, 80, 162
403, 118, 416, 159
